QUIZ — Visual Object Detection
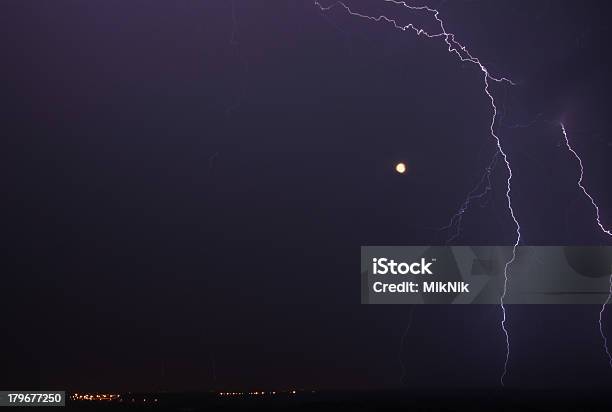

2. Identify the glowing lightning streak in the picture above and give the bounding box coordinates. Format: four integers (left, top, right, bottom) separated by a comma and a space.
560, 123, 612, 369
315, 0, 521, 386
599, 274, 612, 369
441, 152, 499, 244
560, 124, 612, 238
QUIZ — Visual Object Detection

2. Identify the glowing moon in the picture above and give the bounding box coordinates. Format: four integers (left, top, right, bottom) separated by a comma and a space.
395, 162, 406, 174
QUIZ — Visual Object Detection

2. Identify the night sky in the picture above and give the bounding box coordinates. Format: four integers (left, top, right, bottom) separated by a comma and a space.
2, 0, 612, 392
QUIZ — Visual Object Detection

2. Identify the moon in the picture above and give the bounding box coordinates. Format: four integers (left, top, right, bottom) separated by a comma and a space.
395, 162, 407, 174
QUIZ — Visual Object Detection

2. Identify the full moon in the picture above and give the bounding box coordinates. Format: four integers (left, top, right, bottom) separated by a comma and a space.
395, 162, 407, 174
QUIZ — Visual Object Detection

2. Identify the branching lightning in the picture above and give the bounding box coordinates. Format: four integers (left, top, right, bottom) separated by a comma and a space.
314, 0, 521, 386
441, 151, 499, 244
560, 123, 612, 369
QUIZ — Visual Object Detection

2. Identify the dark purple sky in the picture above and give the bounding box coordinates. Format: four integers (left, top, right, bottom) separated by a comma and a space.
2, 0, 612, 392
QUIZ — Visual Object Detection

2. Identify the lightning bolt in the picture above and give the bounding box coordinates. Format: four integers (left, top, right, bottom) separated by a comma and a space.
560, 124, 612, 238
314, 0, 521, 386
560, 123, 612, 369
600, 273, 612, 369
441, 151, 499, 244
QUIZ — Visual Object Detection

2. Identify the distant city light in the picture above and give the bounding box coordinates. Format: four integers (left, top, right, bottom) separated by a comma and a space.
70, 393, 120, 402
